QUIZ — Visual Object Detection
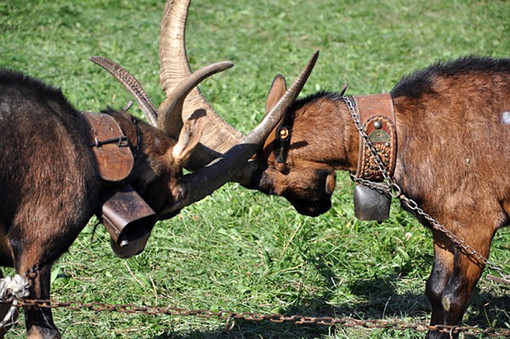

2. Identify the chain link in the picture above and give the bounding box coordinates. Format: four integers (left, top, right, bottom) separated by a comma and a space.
343, 97, 508, 280
344, 97, 394, 185
1, 298, 508, 337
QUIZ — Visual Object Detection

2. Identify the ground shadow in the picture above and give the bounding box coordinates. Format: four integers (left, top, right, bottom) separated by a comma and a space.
150, 256, 508, 338
152, 323, 332, 339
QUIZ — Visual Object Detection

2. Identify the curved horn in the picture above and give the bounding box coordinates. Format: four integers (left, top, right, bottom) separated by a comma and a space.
157, 60, 234, 138
164, 51, 319, 214
90, 56, 158, 126
159, 0, 243, 169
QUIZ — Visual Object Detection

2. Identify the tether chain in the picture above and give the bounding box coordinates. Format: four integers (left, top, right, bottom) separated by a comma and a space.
1, 299, 509, 337
343, 97, 509, 282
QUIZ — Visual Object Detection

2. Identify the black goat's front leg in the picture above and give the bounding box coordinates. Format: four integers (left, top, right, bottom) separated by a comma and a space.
20, 264, 60, 339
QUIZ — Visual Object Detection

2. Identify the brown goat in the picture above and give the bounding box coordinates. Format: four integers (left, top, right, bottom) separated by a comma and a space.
161, 2, 509, 337
0, 0, 318, 336
254, 57, 510, 338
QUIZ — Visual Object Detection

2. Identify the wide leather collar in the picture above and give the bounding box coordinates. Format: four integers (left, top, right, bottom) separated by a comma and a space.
350, 93, 397, 181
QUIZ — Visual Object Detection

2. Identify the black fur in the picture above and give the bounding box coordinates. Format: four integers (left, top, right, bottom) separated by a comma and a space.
0, 69, 70, 105
391, 56, 510, 99
287, 57, 510, 103
288, 91, 343, 113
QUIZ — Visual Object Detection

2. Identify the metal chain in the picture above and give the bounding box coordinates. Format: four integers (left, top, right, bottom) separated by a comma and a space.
1, 298, 508, 337
343, 97, 509, 280
344, 97, 394, 185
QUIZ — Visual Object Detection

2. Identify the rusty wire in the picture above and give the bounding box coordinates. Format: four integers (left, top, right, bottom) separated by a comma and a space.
1, 298, 509, 337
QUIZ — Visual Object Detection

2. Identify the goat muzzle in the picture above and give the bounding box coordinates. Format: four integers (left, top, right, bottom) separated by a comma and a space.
171, 51, 320, 211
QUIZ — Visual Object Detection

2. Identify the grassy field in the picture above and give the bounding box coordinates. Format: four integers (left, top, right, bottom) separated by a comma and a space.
1, 0, 509, 338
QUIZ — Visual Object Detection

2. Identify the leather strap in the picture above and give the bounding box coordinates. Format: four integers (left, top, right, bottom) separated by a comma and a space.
81, 112, 134, 182
351, 94, 397, 181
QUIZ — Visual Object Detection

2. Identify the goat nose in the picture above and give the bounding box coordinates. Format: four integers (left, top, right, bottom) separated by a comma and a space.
257, 172, 270, 192
258, 172, 277, 195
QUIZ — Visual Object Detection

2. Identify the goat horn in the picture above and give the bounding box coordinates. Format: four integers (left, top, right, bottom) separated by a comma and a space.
157, 60, 234, 138
90, 56, 158, 126
169, 51, 319, 213
159, 0, 244, 171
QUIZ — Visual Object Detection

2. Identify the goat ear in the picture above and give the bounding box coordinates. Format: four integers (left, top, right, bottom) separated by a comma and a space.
265, 74, 287, 113
172, 109, 206, 166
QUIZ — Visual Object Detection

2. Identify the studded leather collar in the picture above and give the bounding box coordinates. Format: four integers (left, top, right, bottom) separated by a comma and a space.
349, 94, 397, 181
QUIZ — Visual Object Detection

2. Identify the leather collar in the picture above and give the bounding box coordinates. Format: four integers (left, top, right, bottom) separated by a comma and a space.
350, 93, 397, 181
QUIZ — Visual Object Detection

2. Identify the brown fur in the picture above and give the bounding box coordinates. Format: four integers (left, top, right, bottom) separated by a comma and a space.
258, 56, 510, 338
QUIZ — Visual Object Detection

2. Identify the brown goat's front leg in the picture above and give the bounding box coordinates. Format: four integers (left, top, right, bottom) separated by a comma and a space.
19, 264, 60, 339
439, 250, 487, 336
425, 229, 492, 339
425, 234, 454, 328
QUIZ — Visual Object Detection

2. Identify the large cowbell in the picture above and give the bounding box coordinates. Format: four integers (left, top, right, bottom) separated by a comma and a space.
353, 184, 391, 222
99, 184, 158, 258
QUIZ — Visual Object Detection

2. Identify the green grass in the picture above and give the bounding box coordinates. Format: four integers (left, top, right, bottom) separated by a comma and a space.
1, 0, 509, 338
